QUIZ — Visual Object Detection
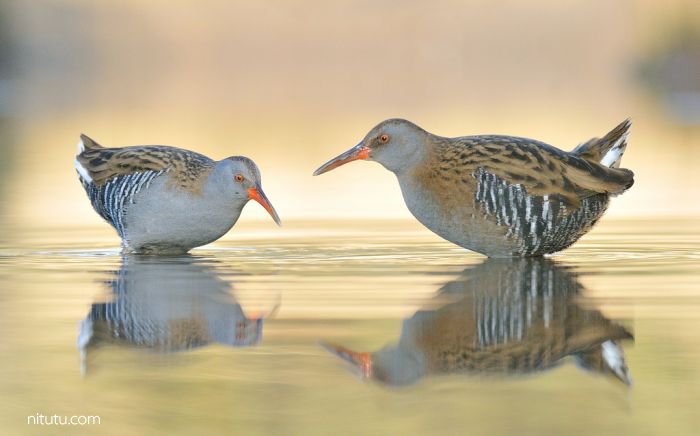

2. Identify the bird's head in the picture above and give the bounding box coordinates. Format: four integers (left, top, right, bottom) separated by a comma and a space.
215, 156, 281, 226
313, 118, 430, 176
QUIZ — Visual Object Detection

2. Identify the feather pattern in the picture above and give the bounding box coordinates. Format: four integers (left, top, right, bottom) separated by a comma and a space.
76, 142, 215, 192
429, 132, 634, 208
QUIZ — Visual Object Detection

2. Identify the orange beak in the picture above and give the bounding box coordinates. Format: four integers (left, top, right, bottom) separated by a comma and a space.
247, 186, 281, 226
320, 342, 373, 378
313, 143, 370, 176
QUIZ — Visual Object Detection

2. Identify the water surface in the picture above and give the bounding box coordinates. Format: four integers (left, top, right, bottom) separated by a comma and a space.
1, 219, 699, 435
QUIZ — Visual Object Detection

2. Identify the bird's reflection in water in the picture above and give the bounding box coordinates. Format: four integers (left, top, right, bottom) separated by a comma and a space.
78, 256, 267, 375
323, 258, 633, 387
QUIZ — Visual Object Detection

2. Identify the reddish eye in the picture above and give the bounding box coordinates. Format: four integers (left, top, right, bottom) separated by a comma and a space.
379, 134, 390, 144
234, 174, 245, 182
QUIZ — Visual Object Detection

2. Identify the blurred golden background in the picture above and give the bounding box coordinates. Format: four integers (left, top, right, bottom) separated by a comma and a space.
0, 0, 699, 229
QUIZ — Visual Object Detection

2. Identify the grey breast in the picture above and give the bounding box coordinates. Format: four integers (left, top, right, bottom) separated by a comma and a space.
473, 168, 609, 256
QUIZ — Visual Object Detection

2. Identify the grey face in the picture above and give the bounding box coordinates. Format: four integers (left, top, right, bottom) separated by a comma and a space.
362, 119, 429, 173
313, 118, 429, 176
224, 157, 262, 198
214, 156, 281, 225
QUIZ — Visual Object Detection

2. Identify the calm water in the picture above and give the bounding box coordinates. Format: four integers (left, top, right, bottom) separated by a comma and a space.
1, 219, 699, 435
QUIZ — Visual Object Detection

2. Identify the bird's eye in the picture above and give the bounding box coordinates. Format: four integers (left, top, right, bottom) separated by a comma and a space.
234, 174, 245, 182
379, 134, 390, 144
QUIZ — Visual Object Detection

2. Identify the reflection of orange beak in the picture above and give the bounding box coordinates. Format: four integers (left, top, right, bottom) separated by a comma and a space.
313, 143, 370, 176
321, 342, 373, 378
247, 187, 281, 226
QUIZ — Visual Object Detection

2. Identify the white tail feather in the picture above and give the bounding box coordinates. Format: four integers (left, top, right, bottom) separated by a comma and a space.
600, 131, 629, 168
74, 158, 92, 183
75, 137, 93, 183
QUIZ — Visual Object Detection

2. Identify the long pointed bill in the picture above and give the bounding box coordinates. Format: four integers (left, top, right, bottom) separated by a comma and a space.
247, 186, 281, 226
320, 342, 373, 378
313, 143, 370, 176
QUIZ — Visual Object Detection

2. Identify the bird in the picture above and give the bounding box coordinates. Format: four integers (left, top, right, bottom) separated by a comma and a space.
313, 119, 634, 257
74, 134, 281, 254
321, 258, 633, 387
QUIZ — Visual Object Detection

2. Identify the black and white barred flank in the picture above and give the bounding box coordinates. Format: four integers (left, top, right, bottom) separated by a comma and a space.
77, 169, 167, 237
474, 168, 608, 256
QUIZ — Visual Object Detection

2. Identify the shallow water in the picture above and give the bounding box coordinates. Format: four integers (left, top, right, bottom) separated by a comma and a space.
1, 218, 699, 435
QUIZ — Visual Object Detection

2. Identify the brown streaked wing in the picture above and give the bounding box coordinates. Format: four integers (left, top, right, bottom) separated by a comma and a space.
442, 136, 634, 207
77, 145, 216, 191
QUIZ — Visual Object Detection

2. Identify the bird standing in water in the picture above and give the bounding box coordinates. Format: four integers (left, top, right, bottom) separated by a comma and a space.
314, 119, 634, 257
75, 135, 280, 254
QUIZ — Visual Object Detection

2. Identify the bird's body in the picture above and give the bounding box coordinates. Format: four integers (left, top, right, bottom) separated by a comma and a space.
396, 134, 620, 256
74, 135, 280, 254
314, 119, 634, 257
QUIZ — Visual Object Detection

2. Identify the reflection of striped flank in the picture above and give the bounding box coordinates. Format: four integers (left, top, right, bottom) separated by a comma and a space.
87, 262, 166, 346
474, 262, 571, 348
88, 298, 167, 347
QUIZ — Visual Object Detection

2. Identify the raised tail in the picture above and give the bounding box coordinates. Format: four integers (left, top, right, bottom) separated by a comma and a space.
77, 134, 103, 154
572, 119, 631, 168
74, 134, 106, 184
